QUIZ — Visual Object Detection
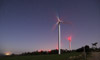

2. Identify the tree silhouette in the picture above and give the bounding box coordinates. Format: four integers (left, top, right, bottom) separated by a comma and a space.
76, 45, 90, 52
92, 42, 98, 49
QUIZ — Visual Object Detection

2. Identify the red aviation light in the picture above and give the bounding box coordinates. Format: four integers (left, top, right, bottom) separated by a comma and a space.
68, 36, 72, 42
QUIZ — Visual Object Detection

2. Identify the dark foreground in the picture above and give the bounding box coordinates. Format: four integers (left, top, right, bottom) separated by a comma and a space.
0, 52, 84, 60
88, 52, 100, 60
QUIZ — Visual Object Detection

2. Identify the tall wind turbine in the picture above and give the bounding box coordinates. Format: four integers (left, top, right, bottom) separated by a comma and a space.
53, 16, 72, 55
53, 16, 63, 55
56, 16, 62, 55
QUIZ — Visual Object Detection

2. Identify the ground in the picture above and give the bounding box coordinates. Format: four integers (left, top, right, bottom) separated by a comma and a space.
0, 52, 81, 60
1, 52, 100, 60
88, 52, 100, 60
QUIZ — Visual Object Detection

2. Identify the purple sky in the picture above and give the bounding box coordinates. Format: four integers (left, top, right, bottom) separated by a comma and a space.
0, 0, 100, 54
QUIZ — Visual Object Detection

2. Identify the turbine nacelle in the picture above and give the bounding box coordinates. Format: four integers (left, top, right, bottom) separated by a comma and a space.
56, 16, 63, 24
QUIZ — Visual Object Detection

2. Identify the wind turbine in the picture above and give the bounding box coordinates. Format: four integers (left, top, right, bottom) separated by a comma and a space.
53, 15, 72, 55
68, 35, 72, 50
56, 16, 62, 55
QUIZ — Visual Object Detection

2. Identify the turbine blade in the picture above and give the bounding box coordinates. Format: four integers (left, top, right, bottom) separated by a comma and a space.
56, 16, 61, 22
62, 21, 72, 24
52, 22, 59, 31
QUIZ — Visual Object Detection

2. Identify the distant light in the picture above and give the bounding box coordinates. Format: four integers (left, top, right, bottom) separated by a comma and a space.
48, 49, 51, 52
5, 52, 12, 56
68, 36, 72, 41
38, 50, 43, 52
56, 48, 58, 50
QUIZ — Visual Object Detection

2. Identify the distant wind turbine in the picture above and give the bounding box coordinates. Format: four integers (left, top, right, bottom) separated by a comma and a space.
68, 35, 72, 50
53, 15, 72, 55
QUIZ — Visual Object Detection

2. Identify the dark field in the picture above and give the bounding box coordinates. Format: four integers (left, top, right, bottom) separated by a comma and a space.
0, 52, 83, 60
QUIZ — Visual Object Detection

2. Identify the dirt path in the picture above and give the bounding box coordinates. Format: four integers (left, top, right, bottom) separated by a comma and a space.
88, 52, 100, 60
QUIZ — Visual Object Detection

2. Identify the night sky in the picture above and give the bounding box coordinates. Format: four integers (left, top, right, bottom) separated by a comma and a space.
0, 0, 100, 54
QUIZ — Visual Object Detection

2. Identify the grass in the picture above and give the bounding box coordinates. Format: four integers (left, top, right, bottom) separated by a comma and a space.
0, 52, 82, 60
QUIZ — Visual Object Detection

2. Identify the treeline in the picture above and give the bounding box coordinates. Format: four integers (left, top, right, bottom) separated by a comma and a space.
14, 49, 68, 56
9, 45, 100, 56
76, 45, 100, 52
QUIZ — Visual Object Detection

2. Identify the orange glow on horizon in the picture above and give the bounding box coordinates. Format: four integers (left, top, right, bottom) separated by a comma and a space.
5, 52, 12, 56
